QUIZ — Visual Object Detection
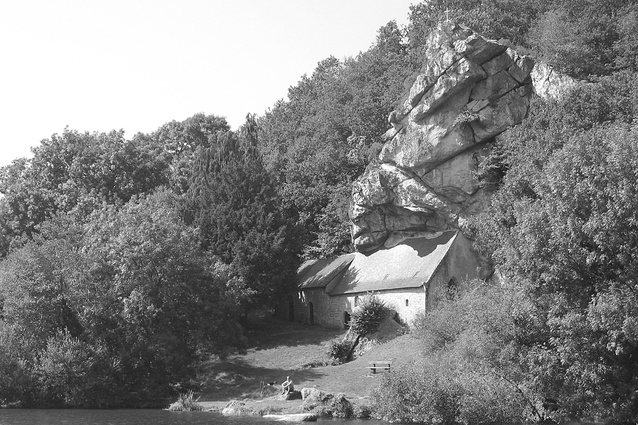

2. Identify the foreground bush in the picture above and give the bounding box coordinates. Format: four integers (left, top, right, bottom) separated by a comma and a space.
372, 355, 531, 424
372, 283, 546, 424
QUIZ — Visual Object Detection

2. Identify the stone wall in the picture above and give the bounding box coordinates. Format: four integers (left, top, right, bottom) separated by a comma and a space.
295, 288, 427, 329
294, 289, 350, 329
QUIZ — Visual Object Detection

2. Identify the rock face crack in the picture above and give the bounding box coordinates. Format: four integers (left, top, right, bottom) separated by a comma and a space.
350, 22, 538, 252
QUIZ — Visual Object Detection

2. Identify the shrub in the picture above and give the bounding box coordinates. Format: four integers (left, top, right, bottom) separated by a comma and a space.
33, 331, 117, 408
327, 340, 351, 364
167, 390, 204, 411
372, 357, 529, 424
372, 357, 462, 424
0, 326, 35, 407
349, 294, 386, 337
375, 284, 543, 424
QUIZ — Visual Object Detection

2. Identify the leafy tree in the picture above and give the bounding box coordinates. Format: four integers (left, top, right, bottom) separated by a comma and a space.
0, 233, 85, 350
80, 189, 244, 404
186, 128, 300, 310
33, 331, 116, 408
375, 283, 541, 424
475, 105, 638, 420
528, 1, 638, 78
258, 22, 416, 258
137, 113, 230, 194
0, 129, 168, 252
408, 0, 549, 49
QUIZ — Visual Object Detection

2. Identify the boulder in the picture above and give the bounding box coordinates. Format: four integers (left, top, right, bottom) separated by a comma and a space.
350, 21, 574, 252
221, 400, 253, 416
263, 413, 319, 422
301, 388, 327, 403
282, 390, 302, 400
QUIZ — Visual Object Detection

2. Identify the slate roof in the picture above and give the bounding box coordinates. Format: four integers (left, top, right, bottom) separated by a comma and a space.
297, 254, 355, 290
327, 231, 458, 295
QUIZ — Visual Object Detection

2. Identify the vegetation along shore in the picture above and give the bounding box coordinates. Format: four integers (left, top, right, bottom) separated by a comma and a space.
2, 1, 638, 424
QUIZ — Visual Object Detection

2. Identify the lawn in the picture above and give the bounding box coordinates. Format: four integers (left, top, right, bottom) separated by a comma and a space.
196, 311, 421, 410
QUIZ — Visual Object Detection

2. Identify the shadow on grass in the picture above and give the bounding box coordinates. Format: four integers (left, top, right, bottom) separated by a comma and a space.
198, 356, 329, 400
243, 316, 344, 351
198, 314, 345, 401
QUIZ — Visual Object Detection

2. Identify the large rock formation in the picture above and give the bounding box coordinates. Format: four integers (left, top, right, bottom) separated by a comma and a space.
351, 22, 544, 252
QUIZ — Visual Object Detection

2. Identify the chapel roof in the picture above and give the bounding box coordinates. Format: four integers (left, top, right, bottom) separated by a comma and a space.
297, 254, 355, 290
328, 231, 457, 295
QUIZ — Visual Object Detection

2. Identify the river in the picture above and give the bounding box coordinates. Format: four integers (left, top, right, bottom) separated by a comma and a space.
0, 409, 376, 425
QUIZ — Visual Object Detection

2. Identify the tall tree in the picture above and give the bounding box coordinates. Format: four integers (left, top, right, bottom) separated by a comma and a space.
475, 88, 638, 420
186, 129, 300, 310
258, 22, 416, 258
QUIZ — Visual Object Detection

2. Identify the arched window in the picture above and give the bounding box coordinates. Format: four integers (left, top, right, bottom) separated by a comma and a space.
447, 278, 458, 300
405, 299, 409, 307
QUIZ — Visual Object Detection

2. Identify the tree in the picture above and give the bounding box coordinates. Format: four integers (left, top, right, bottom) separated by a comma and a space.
408, 0, 549, 50
0, 129, 168, 253
80, 189, 244, 404
138, 113, 230, 194
258, 22, 416, 258
186, 128, 300, 311
475, 111, 638, 420
528, 1, 638, 78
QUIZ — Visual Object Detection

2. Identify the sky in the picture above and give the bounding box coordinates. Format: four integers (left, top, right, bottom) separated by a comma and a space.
0, 0, 415, 167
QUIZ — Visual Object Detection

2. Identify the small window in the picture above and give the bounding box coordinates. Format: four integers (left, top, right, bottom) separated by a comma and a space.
405, 299, 409, 307
354, 296, 360, 307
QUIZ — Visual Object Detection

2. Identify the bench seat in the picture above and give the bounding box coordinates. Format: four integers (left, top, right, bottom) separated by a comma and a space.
366, 361, 392, 374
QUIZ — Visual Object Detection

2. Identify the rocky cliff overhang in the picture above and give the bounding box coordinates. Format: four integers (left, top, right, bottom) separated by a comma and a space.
350, 22, 568, 253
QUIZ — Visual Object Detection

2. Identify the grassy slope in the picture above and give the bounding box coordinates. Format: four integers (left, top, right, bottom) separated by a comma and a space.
197, 313, 421, 409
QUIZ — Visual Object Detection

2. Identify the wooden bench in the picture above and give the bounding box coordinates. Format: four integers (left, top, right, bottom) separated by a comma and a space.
366, 360, 392, 374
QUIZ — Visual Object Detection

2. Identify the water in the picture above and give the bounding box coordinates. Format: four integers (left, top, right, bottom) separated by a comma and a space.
0, 409, 374, 425
0, 409, 274, 425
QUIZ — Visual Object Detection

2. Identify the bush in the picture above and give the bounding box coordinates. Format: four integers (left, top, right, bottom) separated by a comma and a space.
0, 326, 35, 407
349, 294, 386, 337
327, 340, 351, 364
33, 331, 117, 408
372, 357, 530, 424
375, 284, 544, 424
167, 390, 204, 411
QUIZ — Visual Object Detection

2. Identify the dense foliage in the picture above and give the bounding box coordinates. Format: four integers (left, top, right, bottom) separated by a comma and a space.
371, 2, 638, 422
1, 0, 637, 417
374, 283, 539, 424
258, 21, 418, 258
472, 94, 638, 422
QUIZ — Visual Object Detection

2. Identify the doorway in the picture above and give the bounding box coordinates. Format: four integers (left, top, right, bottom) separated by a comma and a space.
308, 302, 314, 325
288, 297, 295, 321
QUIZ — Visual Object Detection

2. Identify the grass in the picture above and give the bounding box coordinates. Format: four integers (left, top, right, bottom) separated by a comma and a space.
195, 311, 421, 412
167, 390, 204, 411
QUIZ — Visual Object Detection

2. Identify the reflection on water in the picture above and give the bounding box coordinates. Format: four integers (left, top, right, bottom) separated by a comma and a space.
0, 409, 381, 425
0, 409, 258, 425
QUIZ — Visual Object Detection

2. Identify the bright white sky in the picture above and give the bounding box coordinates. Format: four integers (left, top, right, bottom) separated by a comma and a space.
0, 0, 415, 167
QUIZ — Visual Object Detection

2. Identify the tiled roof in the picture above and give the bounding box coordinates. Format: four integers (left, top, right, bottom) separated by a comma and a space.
297, 254, 355, 289
327, 232, 457, 295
